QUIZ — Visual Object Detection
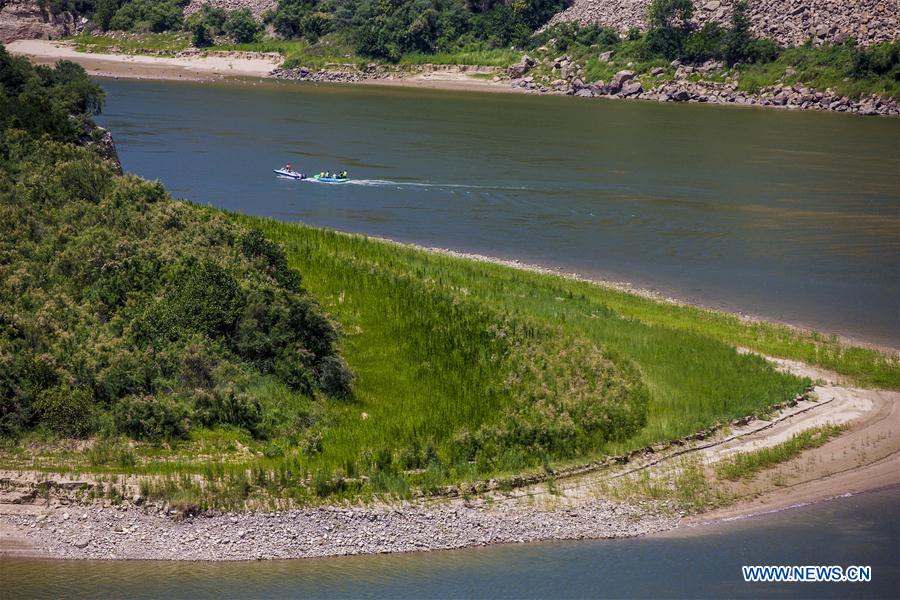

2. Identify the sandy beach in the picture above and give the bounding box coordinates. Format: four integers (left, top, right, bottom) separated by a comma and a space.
6, 39, 282, 81
6, 39, 511, 92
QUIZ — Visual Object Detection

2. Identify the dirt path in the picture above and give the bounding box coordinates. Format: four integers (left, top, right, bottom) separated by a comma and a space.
498, 356, 898, 519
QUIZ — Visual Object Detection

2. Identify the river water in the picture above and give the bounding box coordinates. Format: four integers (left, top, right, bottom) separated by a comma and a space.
94, 79, 900, 348
4, 487, 898, 598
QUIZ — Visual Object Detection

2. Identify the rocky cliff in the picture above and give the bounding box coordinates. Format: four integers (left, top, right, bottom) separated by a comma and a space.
0, 0, 77, 43
183, 0, 276, 20
547, 0, 899, 46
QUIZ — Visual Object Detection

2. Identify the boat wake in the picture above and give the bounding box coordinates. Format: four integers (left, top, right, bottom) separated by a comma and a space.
316, 178, 529, 192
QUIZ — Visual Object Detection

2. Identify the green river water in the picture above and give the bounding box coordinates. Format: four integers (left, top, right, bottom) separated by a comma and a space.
95, 78, 900, 347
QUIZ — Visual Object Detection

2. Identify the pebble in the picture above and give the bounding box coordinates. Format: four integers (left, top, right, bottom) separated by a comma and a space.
5, 499, 679, 561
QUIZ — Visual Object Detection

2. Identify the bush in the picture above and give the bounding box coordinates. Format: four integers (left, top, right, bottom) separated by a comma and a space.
0, 54, 350, 441
108, 0, 183, 33
852, 41, 900, 78
684, 23, 725, 63
315, 355, 353, 397
646, 0, 693, 59
113, 394, 191, 440
223, 9, 260, 43
35, 385, 97, 437
190, 21, 214, 47
193, 386, 264, 436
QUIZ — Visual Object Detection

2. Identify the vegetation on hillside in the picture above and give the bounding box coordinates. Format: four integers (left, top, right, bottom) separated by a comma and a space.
0, 47, 351, 443
1, 46, 666, 504
62, 0, 900, 100
526, 2, 900, 99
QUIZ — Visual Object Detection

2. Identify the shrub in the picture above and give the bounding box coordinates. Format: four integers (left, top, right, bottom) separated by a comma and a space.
646, 0, 693, 59
35, 385, 97, 437
87, 437, 137, 467
113, 394, 191, 440
684, 23, 725, 63
193, 386, 264, 436
191, 21, 214, 47
315, 355, 353, 397
852, 41, 900, 78
108, 0, 183, 33
224, 9, 261, 43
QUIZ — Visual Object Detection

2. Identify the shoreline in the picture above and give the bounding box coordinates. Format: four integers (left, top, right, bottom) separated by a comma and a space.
0, 44, 896, 559
363, 234, 899, 354
8, 39, 899, 116
2, 324, 896, 561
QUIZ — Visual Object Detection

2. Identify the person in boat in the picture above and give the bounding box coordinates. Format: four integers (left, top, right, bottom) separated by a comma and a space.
339, 171, 348, 179
284, 163, 291, 173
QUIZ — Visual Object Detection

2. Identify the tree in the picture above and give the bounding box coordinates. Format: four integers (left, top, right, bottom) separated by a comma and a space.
191, 20, 214, 48
724, 0, 752, 65
224, 9, 261, 43
646, 0, 694, 59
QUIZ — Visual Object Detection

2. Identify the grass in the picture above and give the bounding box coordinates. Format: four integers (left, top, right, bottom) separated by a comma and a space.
70, 32, 191, 56
736, 43, 900, 100
399, 48, 520, 67
4, 212, 895, 508
716, 424, 848, 480
67, 29, 898, 102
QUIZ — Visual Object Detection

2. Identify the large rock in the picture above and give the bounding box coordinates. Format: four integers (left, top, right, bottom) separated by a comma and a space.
0, 0, 75, 43
621, 81, 643, 96
507, 54, 537, 78
607, 69, 635, 93
613, 70, 635, 86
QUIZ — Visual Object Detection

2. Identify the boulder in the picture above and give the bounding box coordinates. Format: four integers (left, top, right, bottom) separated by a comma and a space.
590, 81, 608, 95
507, 54, 536, 78
0, 0, 76, 43
575, 88, 595, 98
73, 536, 91, 549
621, 82, 643, 96
650, 66, 665, 76
598, 50, 614, 63
608, 70, 635, 93
671, 89, 691, 102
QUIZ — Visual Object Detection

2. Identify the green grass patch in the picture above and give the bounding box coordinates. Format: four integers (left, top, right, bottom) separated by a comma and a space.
736, 43, 900, 100
399, 48, 520, 67
716, 424, 848, 481
69, 32, 191, 56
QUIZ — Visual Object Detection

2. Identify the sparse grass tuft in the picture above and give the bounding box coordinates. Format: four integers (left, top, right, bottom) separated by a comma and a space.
716, 424, 848, 481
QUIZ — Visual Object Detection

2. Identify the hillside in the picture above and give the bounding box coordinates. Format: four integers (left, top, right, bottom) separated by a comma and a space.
547, 0, 898, 47
0, 47, 350, 443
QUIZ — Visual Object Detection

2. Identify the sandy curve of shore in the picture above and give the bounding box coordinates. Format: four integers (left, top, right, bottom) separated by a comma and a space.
1, 350, 896, 561
6, 39, 281, 81
5, 39, 510, 93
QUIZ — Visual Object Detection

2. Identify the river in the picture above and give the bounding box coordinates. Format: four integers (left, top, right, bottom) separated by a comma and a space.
4, 487, 897, 598
93, 78, 900, 348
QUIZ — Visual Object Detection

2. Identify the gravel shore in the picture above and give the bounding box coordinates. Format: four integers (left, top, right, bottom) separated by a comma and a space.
5, 498, 678, 561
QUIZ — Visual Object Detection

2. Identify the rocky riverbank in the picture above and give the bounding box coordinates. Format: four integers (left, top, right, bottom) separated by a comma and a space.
548, 0, 899, 47
2, 496, 678, 560
505, 55, 900, 116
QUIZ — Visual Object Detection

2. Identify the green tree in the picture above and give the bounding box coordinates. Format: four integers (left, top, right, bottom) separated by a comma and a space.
646, 0, 694, 59
224, 9, 261, 43
724, 0, 752, 65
